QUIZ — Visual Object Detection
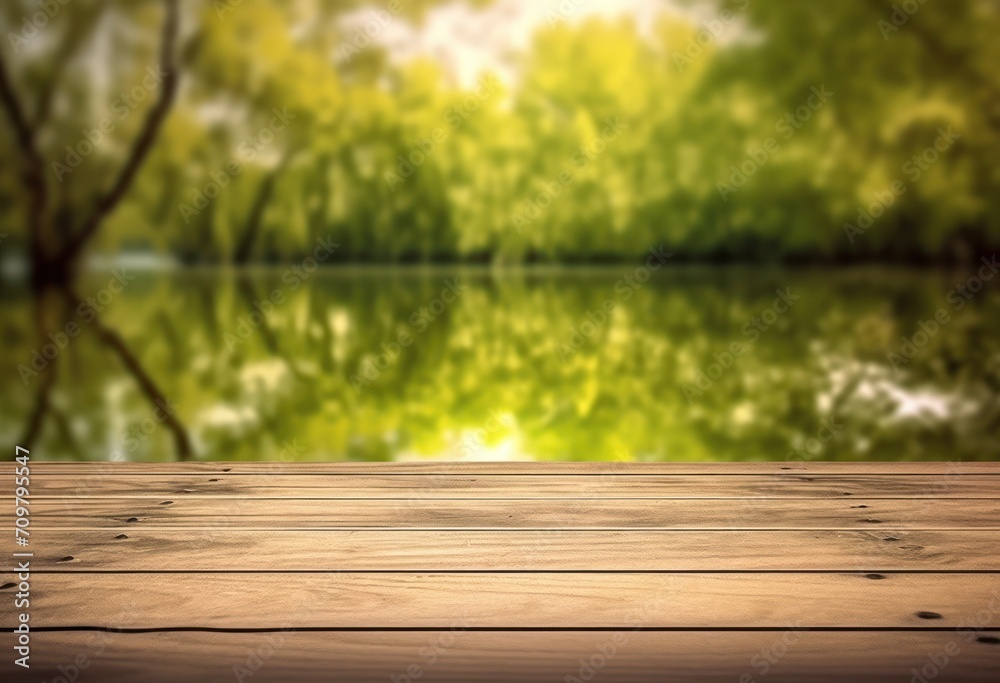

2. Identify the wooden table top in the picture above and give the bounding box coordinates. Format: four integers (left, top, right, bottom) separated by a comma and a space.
2, 461, 999, 682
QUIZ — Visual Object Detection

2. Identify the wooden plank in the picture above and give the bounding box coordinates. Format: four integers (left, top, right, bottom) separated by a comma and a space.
14, 473, 1000, 498
4, 632, 998, 683
8, 572, 999, 629
5, 462, 998, 683
9, 529, 999, 571
19, 497, 1000, 529
16, 461, 1000, 474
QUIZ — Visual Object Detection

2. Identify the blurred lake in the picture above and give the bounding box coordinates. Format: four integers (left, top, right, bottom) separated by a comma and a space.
2, 266, 998, 462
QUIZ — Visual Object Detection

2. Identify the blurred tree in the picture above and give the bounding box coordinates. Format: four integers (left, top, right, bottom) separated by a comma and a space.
3, 0, 1000, 459
1, 0, 191, 455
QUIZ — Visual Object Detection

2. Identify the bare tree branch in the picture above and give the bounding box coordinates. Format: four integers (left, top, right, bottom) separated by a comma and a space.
49, 402, 84, 459
33, 7, 102, 130
18, 359, 59, 449
62, 286, 195, 461
236, 275, 309, 381
0, 42, 49, 262
233, 149, 296, 264
0, 50, 40, 165
61, 0, 181, 263
17, 289, 68, 448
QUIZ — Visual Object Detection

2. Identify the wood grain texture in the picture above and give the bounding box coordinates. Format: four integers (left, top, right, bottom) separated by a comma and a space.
19, 497, 1000, 529
8, 529, 999, 571
7, 572, 998, 629
3, 632, 999, 683
15, 473, 1000, 498
3, 461, 999, 683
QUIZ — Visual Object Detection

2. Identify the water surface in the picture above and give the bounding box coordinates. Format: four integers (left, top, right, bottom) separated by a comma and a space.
2, 266, 997, 462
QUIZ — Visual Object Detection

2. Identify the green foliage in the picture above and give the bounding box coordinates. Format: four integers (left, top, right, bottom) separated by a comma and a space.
1, 0, 998, 262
